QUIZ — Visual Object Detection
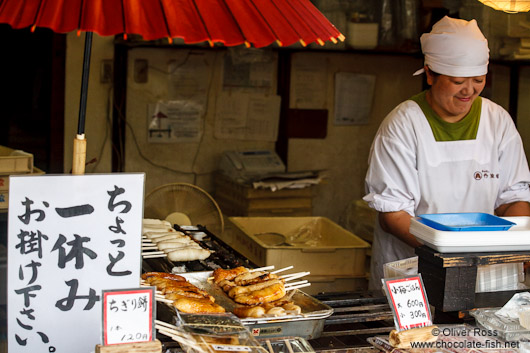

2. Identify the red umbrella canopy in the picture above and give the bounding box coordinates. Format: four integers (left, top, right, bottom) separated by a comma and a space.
0, 0, 344, 47
0, 0, 344, 174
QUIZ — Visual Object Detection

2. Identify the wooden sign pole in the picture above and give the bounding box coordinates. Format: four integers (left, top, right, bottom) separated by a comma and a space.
72, 134, 87, 175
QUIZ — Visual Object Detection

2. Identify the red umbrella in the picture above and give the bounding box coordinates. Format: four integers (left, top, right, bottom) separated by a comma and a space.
0, 0, 343, 173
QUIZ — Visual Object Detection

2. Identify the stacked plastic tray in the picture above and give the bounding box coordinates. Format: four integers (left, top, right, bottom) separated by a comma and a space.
470, 308, 530, 341
410, 214, 530, 253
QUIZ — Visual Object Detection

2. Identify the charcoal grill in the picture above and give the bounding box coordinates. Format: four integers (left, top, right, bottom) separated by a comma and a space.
144, 225, 394, 352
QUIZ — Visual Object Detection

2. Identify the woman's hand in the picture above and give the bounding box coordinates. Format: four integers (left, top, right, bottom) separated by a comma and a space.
378, 211, 422, 248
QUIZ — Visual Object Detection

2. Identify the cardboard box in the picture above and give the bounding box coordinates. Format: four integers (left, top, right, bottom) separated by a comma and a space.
0, 145, 33, 174
225, 217, 370, 276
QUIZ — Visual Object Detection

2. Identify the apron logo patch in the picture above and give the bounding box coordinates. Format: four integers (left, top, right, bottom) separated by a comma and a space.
474, 170, 499, 180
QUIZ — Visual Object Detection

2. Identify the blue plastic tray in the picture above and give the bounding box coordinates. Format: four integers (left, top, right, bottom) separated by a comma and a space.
417, 213, 516, 231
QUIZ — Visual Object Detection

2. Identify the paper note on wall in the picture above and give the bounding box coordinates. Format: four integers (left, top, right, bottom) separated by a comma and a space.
291, 55, 327, 109
222, 50, 276, 95
168, 51, 211, 113
214, 93, 281, 141
147, 101, 202, 143
334, 72, 376, 125
7, 173, 144, 353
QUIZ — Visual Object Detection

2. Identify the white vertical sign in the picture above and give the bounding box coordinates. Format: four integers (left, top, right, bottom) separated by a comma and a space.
7, 173, 145, 353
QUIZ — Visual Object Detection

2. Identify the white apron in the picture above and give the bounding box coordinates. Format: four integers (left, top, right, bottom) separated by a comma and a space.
365, 98, 530, 289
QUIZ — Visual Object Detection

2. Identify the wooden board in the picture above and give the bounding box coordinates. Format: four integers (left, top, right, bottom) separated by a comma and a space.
95, 340, 162, 353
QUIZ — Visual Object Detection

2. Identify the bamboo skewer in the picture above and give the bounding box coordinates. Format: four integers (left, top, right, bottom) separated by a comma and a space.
155, 296, 174, 304
286, 282, 311, 291
155, 320, 180, 331
284, 280, 308, 288
250, 265, 275, 272
142, 254, 167, 259
265, 340, 274, 353
284, 339, 295, 353
281, 271, 310, 281
141, 250, 165, 255
271, 265, 293, 274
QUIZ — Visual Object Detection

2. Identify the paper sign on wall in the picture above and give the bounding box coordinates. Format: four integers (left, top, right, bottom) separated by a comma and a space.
148, 101, 202, 143
383, 275, 432, 331
214, 92, 281, 141
334, 72, 376, 125
102, 287, 155, 345
7, 173, 145, 353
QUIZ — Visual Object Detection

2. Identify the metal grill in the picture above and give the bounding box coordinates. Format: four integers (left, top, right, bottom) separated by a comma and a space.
309, 291, 394, 352
143, 226, 394, 352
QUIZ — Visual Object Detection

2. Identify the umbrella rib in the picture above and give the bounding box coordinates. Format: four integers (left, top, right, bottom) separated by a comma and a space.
248, 0, 282, 46
31, 0, 47, 30
218, 0, 251, 47
190, 0, 214, 46
267, 0, 308, 46
157, 0, 173, 42
77, 0, 86, 32
121, 0, 128, 39
284, 0, 325, 44
291, 0, 341, 42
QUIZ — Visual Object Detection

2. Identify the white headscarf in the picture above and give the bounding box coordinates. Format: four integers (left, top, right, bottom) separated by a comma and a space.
413, 16, 489, 77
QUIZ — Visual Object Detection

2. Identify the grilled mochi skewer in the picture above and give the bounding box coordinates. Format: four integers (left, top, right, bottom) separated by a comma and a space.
212, 266, 249, 284
233, 300, 302, 318
142, 218, 176, 235
142, 271, 225, 314
213, 267, 288, 305
213, 268, 277, 290
143, 230, 212, 261
233, 281, 286, 305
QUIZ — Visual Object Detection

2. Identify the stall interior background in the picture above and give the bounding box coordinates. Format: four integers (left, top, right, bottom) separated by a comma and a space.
1, 0, 530, 351
1, 0, 529, 226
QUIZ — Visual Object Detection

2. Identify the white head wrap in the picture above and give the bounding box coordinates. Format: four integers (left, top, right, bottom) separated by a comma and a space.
413, 16, 489, 77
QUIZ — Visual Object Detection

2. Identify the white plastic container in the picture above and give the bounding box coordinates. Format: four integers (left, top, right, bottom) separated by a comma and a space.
410, 216, 530, 252
383, 256, 418, 278
475, 263, 526, 293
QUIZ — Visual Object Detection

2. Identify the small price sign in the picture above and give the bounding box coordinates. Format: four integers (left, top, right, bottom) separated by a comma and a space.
383, 275, 432, 331
102, 287, 156, 345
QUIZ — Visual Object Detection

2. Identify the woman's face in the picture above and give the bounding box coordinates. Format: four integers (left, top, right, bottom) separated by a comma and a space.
426, 67, 486, 122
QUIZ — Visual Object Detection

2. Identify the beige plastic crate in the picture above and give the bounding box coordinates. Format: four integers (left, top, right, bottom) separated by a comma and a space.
0, 145, 33, 174
0, 166, 45, 192
0, 167, 45, 209
225, 217, 370, 277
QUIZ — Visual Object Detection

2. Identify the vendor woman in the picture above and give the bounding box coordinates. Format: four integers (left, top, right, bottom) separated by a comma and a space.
363, 16, 530, 289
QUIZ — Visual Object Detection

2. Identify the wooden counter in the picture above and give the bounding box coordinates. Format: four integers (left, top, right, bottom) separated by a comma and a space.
415, 246, 530, 312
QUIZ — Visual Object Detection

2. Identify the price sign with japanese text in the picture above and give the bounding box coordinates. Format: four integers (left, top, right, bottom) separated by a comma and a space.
383, 275, 432, 331
103, 287, 155, 345
7, 173, 145, 353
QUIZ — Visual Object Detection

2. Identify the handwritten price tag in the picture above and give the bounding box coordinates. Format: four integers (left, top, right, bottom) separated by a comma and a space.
102, 287, 155, 345
383, 275, 432, 331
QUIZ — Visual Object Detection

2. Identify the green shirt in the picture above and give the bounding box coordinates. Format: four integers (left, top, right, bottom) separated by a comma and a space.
410, 91, 482, 141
